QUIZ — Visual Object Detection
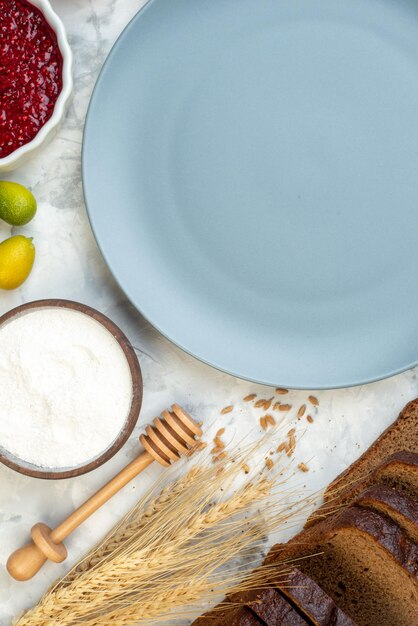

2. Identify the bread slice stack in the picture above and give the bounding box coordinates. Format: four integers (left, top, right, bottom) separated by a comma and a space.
193, 399, 418, 626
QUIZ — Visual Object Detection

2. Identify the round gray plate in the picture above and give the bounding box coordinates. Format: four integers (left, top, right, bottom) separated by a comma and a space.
83, 0, 418, 388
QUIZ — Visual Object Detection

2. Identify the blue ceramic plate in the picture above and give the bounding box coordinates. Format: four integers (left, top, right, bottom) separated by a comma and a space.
83, 0, 418, 389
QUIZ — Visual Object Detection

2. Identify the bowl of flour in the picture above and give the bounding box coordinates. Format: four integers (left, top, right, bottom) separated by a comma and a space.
0, 299, 142, 479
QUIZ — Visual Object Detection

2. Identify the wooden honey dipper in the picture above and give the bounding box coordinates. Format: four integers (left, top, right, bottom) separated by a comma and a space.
7, 404, 202, 582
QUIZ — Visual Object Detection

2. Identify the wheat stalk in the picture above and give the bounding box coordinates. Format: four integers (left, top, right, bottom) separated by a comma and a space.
61, 469, 195, 584
14, 439, 316, 626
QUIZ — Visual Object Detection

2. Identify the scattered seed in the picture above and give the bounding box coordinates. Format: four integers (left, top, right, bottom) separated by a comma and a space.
306, 415, 314, 424
214, 437, 225, 449
273, 402, 281, 411
287, 434, 296, 456
277, 442, 287, 452
211, 446, 222, 455
265, 414, 276, 426
287, 428, 295, 436
221, 405, 233, 415
242, 463, 250, 474
216, 427, 225, 437
255, 398, 267, 408
275, 388, 288, 395
298, 462, 309, 472
308, 395, 319, 406
217, 452, 227, 461
243, 393, 257, 402
297, 404, 306, 418
260, 416, 267, 431
265, 458, 274, 470
263, 398, 273, 410
279, 404, 292, 411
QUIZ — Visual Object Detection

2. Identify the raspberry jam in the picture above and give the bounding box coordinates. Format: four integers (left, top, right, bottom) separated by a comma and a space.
0, 0, 63, 158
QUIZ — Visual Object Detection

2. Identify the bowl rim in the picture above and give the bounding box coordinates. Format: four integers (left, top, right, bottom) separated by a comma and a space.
0, 0, 73, 169
0, 299, 143, 480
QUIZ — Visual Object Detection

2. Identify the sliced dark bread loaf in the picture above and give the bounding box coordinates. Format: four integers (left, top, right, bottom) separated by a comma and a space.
193, 588, 308, 625
306, 451, 418, 527
353, 484, 418, 543
323, 400, 418, 503
275, 567, 357, 625
267, 506, 418, 626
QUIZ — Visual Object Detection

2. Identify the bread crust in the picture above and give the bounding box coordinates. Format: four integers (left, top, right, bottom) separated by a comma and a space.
324, 400, 418, 503
193, 588, 308, 625
306, 450, 418, 528
276, 567, 357, 626
353, 484, 418, 542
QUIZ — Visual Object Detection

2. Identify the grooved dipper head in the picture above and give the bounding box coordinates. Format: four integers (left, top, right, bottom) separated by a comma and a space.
139, 404, 203, 466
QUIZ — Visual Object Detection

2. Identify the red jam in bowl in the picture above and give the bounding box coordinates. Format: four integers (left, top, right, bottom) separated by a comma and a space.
0, 0, 63, 158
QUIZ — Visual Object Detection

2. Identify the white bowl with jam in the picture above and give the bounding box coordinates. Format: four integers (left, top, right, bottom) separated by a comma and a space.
0, 0, 73, 171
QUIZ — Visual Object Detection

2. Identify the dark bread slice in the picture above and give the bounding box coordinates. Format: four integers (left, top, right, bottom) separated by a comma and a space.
267, 506, 418, 626
196, 571, 355, 626
193, 587, 309, 625
241, 587, 309, 625
276, 567, 357, 625
306, 451, 418, 528
323, 400, 418, 503
353, 484, 418, 543
193, 605, 262, 625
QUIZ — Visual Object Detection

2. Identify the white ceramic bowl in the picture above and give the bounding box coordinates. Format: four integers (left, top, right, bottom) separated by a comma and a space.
0, 0, 73, 172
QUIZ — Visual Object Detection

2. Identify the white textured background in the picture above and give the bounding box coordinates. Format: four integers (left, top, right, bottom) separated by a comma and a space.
1, 1, 418, 623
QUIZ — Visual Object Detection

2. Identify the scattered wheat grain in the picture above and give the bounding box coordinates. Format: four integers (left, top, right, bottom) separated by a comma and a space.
298, 462, 309, 472
308, 395, 319, 406
221, 405, 233, 415
243, 394, 256, 402
263, 398, 273, 410
286, 434, 296, 456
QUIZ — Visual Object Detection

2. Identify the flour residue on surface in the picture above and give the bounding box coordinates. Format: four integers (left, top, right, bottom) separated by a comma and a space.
0, 307, 133, 468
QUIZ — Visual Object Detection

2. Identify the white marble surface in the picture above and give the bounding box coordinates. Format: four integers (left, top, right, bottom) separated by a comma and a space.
1, 0, 418, 623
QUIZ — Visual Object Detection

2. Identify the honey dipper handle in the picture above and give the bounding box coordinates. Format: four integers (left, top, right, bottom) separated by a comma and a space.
7, 523, 68, 581
52, 451, 154, 543
6, 451, 154, 581
7, 405, 202, 582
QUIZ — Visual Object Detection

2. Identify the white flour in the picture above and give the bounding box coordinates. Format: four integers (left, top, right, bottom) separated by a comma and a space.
0, 307, 133, 468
